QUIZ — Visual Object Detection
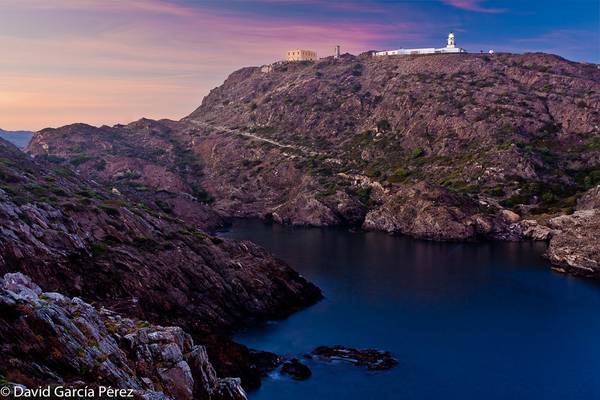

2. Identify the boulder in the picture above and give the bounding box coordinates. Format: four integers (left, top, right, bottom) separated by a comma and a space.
280, 358, 312, 380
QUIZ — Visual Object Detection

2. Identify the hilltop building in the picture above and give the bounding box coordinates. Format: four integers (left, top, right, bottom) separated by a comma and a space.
374, 32, 465, 56
287, 49, 317, 61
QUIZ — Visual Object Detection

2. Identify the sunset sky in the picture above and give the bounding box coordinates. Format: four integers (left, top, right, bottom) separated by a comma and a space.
1, 0, 598, 131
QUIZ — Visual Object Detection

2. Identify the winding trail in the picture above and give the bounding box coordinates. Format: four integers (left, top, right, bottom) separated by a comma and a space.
187, 120, 321, 156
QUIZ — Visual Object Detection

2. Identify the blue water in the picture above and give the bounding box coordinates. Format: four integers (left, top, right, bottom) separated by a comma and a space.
221, 219, 600, 400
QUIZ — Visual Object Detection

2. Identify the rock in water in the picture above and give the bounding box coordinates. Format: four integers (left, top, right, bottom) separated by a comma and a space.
311, 346, 398, 371
280, 358, 312, 380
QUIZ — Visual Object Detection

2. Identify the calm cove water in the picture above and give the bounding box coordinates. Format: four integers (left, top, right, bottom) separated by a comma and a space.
221, 219, 600, 400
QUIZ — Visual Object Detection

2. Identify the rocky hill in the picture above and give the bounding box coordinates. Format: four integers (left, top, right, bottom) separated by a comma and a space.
0, 137, 320, 388
25, 53, 600, 272
186, 52, 600, 224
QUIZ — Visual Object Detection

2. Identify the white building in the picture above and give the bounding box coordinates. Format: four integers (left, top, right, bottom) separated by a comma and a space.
374, 32, 465, 56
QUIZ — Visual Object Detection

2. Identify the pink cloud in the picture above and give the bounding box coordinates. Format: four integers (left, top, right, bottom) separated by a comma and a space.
0, 0, 435, 130
442, 0, 506, 13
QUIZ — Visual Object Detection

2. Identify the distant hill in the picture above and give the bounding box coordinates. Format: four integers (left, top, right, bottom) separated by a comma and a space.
0, 129, 32, 148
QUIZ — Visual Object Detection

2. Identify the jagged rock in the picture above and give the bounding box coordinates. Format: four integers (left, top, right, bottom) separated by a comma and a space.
0, 273, 248, 400
310, 345, 398, 371
546, 210, 600, 277
520, 219, 556, 241
211, 378, 247, 400
576, 185, 600, 210
280, 358, 311, 380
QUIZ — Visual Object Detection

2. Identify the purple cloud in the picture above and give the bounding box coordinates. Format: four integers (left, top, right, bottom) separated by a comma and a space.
442, 0, 506, 13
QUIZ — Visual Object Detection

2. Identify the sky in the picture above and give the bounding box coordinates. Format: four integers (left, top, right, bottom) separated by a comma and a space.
1, 0, 598, 131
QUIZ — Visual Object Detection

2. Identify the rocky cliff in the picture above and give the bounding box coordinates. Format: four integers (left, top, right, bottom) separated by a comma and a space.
0, 137, 320, 388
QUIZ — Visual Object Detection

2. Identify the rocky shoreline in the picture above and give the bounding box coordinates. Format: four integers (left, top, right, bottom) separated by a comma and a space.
25, 53, 600, 278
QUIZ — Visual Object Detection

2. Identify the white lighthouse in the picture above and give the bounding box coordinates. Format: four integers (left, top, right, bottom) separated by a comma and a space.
447, 32, 456, 48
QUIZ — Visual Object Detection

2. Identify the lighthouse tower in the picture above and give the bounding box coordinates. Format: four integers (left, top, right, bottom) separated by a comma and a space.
447, 32, 456, 48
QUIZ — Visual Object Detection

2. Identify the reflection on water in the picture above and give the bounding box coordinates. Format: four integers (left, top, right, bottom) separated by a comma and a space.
221, 219, 600, 400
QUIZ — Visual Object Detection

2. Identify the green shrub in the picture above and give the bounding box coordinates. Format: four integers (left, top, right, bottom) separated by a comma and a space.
90, 242, 109, 257
352, 187, 372, 205
155, 199, 173, 214
351, 63, 363, 76
191, 185, 214, 204
376, 119, 391, 132
410, 147, 425, 159
388, 167, 410, 183
70, 154, 94, 167
586, 137, 600, 151
317, 182, 337, 198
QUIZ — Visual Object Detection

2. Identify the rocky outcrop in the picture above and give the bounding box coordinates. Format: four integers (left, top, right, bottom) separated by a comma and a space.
520, 219, 556, 241
362, 181, 517, 240
26, 120, 223, 232
0, 272, 247, 400
309, 346, 398, 371
546, 210, 600, 277
576, 185, 600, 210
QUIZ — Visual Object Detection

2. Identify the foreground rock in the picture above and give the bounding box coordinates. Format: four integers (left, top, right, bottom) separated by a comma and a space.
0, 273, 247, 400
310, 346, 398, 371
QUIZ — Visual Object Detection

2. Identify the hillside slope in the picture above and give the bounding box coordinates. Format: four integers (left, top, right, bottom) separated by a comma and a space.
0, 137, 320, 387
187, 52, 600, 220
